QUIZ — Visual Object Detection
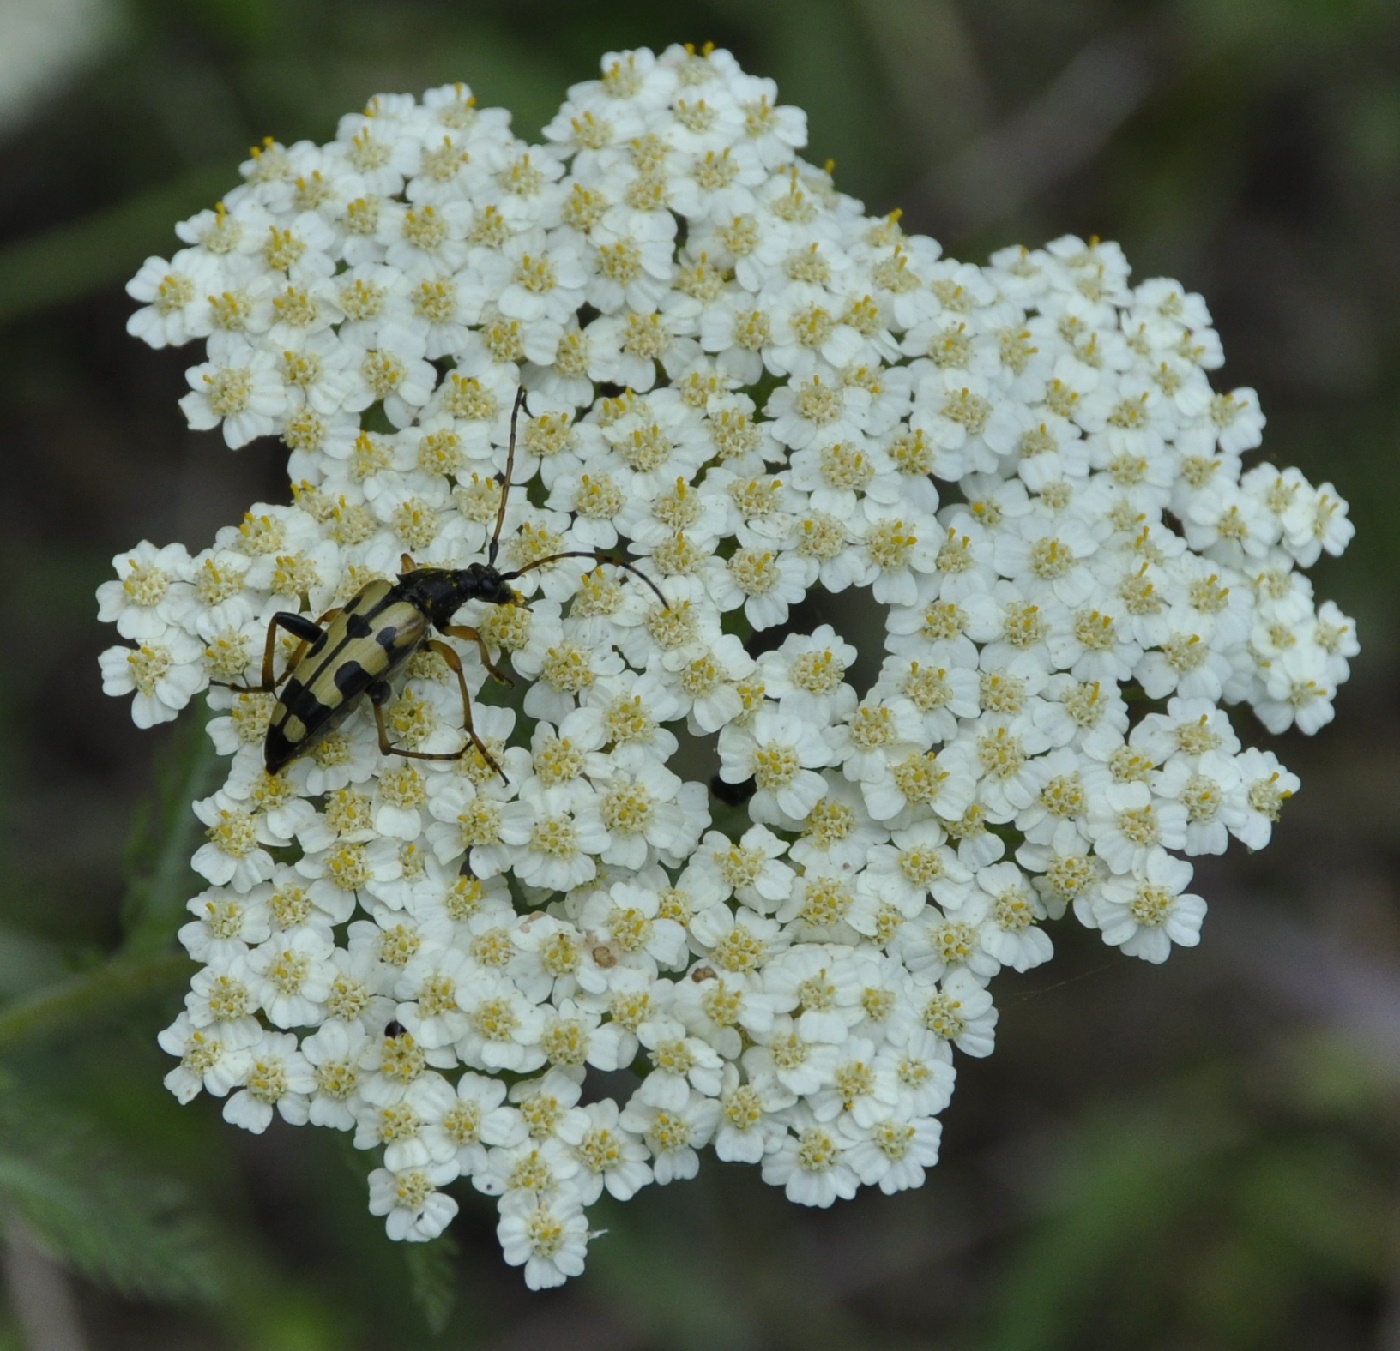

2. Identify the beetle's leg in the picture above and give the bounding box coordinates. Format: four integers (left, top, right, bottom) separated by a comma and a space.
366, 680, 398, 755
261, 611, 330, 689
439, 623, 513, 686
426, 638, 508, 782
503, 549, 667, 608
211, 609, 335, 691
367, 642, 508, 783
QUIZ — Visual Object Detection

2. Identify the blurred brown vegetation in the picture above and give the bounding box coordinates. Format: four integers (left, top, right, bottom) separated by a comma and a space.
0, 1, 1397, 1347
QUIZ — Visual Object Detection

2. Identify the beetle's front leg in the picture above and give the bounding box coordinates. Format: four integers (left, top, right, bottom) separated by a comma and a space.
259, 611, 330, 690
439, 623, 512, 686
211, 609, 336, 692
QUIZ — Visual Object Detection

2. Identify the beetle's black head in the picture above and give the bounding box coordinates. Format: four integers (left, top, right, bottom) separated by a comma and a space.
398, 562, 522, 627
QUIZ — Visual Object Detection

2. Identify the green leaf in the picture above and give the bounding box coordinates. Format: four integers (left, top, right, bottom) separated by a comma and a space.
403, 1230, 460, 1335
122, 702, 223, 957
0, 924, 66, 1001
982, 1106, 1230, 1351
0, 951, 192, 1053
0, 167, 236, 326
0, 1087, 225, 1303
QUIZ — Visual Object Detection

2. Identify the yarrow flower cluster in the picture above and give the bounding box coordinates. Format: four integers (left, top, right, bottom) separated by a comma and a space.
100, 44, 1358, 1287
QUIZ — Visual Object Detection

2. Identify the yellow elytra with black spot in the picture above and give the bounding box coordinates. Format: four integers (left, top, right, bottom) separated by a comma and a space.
265, 578, 417, 770
262, 560, 521, 776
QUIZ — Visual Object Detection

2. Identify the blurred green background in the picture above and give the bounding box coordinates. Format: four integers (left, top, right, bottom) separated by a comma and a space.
1, 0, 1396, 1347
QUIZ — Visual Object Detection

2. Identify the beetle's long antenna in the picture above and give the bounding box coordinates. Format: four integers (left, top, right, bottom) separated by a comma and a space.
488, 387, 529, 567
504, 550, 668, 608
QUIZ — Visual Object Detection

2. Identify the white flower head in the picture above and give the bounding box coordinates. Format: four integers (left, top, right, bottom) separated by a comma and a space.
108, 41, 1354, 1286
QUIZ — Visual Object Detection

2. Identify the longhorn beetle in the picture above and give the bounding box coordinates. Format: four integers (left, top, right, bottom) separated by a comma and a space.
231, 389, 665, 779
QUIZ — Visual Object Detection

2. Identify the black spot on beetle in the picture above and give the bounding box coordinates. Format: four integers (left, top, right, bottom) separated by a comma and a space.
375, 625, 400, 650
346, 612, 373, 639
334, 660, 369, 694
279, 678, 328, 722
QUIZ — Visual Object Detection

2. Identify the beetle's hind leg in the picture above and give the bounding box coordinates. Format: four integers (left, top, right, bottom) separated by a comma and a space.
368, 641, 508, 783
211, 609, 337, 692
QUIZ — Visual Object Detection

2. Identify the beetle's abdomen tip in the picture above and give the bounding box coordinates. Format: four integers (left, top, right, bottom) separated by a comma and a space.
264, 730, 295, 775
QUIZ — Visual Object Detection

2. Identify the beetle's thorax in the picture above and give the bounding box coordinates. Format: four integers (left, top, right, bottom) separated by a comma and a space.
397, 563, 514, 626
